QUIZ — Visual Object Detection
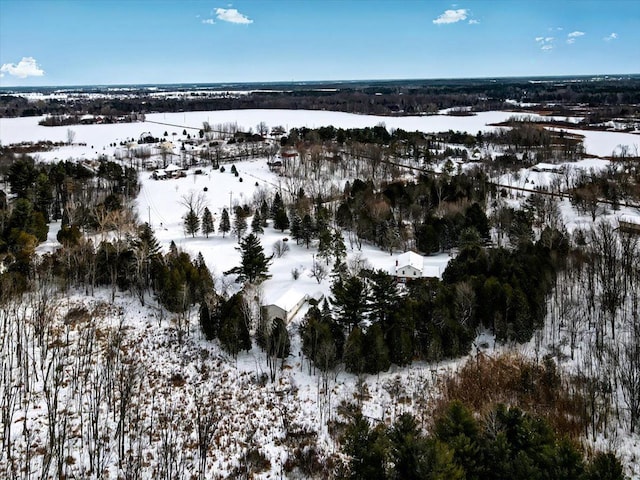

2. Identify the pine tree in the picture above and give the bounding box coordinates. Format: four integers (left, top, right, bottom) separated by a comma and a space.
133, 222, 163, 303
270, 191, 284, 219
251, 209, 264, 234
260, 199, 269, 225
184, 209, 199, 237
317, 225, 333, 264
201, 207, 215, 238
233, 208, 248, 241
332, 229, 347, 264
331, 275, 369, 332
364, 323, 390, 373
300, 214, 314, 248
344, 326, 366, 374
342, 413, 389, 478
199, 299, 219, 340
217, 292, 251, 358
273, 207, 290, 232
220, 208, 231, 238
290, 212, 302, 244
368, 269, 399, 326
224, 233, 272, 284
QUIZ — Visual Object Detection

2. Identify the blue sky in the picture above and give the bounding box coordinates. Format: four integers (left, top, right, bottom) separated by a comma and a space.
1, 0, 638, 86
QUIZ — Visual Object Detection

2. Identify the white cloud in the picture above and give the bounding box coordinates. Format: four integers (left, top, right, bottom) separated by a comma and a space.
535, 36, 554, 51
202, 18, 215, 25
0, 57, 45, 79
604, 32, 618, 41
433, 8, 468, 24
468, 19, 479, 25
215, 7, 253, 24
567, 31, 584, 44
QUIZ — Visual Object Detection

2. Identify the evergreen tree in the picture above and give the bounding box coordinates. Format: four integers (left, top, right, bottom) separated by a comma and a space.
331, 275, 369, 332
273, 207, 290, 232
193, 252, 214, 301
7, 158, 37, 199
268, 317, 290, 359
219, 208, 231, 238
232, 208, 248, 241
368, 269, 399, 326
260, 199, 269, 225
300, 213, 315, 248
133, 222, 163, 303
251, 209, 264, 234
344, 326, 366, 373
386, 304, 415, 367
184, 209, 199, 237
34, 172, 53, 222
217, 292, 251, 357
364, 323, 390, 373
388, 414, 432, 480
341, 413, 389, 480
317, 225, 333, 265
224, 233, 272, 284
199, 299, 218, 340
585, 452, 624, 480
201, 207, 215, 238
332, 229, 347, 264
300, 307, 340, 373
434, 401, 481, 479
270, 191, 284, 219
290, 212, 302, 244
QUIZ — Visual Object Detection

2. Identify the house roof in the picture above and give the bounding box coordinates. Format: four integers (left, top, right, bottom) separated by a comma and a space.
268, 288, 307, 312
397, 251, 424, 271
533, 162, 563, 171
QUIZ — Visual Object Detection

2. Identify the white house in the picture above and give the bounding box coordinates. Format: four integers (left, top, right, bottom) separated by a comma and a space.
262, 288, 309, 324
394, 251, 441, 282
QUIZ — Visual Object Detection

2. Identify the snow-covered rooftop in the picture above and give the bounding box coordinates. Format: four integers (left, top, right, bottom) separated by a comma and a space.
267, 287, 307, 311
397, 251, 424, 271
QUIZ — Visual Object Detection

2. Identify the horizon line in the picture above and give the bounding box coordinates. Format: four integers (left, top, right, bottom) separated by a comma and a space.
2, 73, 640, 90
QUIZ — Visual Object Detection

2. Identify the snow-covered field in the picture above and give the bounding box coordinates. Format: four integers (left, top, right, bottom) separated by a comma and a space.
2, 109, 638, 161
135, 159, 450, 305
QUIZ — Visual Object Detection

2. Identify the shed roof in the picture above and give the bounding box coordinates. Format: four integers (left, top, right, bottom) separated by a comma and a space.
268, 288, 307, 312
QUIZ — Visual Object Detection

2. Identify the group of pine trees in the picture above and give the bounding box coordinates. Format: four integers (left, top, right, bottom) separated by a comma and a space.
338, 402, 624, 480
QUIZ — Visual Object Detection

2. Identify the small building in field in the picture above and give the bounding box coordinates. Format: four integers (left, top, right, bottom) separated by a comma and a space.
164, 163, 186, 178
152, 169, 168, 180
262, 288, 309, 324
532, 163, 565, 173
394, 251, 441, 282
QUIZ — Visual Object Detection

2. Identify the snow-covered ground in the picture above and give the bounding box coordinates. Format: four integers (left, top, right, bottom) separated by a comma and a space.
134, 159, 451, 307
2, 109, 638, 161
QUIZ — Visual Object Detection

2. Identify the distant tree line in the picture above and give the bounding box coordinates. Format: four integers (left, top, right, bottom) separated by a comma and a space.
2, 77, 639, 119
